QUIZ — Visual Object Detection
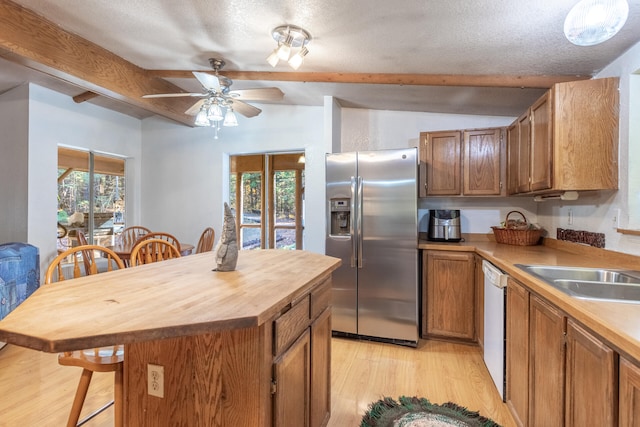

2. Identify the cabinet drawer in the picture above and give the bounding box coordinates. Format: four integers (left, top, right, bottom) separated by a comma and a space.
310, 278, 331, 320
274, 296, 310, 355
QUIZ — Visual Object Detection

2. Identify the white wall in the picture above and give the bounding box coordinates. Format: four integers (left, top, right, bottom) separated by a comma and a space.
140, 103, 327, 253
2, 84, 142, 275
536, 39, 640, 256
0, 85, 30, 243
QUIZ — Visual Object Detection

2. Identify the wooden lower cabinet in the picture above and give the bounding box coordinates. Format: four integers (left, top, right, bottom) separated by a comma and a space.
620, 357, 640, 427
565, 319, 617, 426
505, 280, 621, 427
273, 329, 311, 427
423, 250, 475, 341
506, 279, 529, 427
124, 278, 332, 427
528, 295, 565, 426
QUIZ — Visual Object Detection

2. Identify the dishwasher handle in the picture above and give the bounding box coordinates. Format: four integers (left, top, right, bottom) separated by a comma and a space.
482, 260, 508, 289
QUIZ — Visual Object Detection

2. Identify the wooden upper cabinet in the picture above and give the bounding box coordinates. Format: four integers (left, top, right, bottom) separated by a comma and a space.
463, 128, 503, 195
419, 127, 503, 197
420, 131, 461, 196
507, 77, 619, 195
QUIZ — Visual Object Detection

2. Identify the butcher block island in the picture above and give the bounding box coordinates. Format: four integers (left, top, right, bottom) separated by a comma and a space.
0, 249, 341, 427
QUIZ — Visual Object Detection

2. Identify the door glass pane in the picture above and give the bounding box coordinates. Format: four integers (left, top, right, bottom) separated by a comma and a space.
241, 228, 261, 250
274, 171, 296, 225
275, 229, 296, 250
241, 172, 261, 225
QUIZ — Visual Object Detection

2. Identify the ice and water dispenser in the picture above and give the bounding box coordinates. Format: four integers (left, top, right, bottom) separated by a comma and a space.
330, 198, 351, 236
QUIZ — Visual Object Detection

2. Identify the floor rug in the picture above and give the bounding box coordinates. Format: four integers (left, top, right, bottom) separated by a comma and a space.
361, 396, 502, 427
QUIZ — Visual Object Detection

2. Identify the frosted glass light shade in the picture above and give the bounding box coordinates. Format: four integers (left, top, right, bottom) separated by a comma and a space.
207, 103, 224, 121
194, 107, 210, 126
288, 47, 309, 70
564, 0, 629, 46
266, 49, 280, 67
223, 109, 238, 127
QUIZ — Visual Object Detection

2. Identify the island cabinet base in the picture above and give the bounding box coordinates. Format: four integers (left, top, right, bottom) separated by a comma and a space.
124, 324, 272, 427
123, 275, 333, 427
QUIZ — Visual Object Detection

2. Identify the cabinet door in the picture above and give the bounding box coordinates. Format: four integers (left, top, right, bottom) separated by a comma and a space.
273, 329, 311, 427
529, 91, 553, 191
463, 128, 502, 195
310, 308, 331, 427
619, 357, 640, 427
422, 131, 461, 195
425, 251, 475, 340
565, 319, 616, 426
506, 279, 529, 427
529, 295, 565, 427
516, 112, 531, 193
506, 120, 520, 195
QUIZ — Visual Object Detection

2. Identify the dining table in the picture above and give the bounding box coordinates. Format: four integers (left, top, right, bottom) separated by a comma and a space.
106, 241, 194, 264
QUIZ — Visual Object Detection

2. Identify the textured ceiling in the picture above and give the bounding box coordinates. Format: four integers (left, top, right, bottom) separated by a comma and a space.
2, 0, 640, 118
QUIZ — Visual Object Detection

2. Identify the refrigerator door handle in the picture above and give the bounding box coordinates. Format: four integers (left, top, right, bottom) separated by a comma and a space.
350, 176, 357, 268
356, 176, 363, 268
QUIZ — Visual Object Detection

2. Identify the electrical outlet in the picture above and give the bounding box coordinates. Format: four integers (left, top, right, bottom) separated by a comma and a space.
613, 208, 621, 230
147, 364, 164, 398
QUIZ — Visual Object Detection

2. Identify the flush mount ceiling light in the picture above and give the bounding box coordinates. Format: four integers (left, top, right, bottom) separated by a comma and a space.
266, 25, 312, 69
564, 0, 629, 46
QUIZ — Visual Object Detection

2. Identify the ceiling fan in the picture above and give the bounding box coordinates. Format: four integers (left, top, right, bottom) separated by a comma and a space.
142, 58, 284, 128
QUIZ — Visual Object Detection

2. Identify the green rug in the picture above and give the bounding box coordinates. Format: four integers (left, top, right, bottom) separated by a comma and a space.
361, 396, 502, 427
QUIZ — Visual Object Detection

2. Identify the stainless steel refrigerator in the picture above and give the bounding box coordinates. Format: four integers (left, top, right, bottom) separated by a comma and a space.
326, 148, 418, 346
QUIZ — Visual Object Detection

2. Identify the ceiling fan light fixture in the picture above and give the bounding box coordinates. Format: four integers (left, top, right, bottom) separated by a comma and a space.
288, 46, 309, 70
207, 103, 224, 121
268, 25, 312, 68
194, 106, 210, 127
564, 0, 629, 46
223, 108, 238, 127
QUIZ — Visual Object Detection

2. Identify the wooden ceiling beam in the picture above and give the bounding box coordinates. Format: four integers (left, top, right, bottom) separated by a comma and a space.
0, 0, 195, 126
147, 70, 591, 89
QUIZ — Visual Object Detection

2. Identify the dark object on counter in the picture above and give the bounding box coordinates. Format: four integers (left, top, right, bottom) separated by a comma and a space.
557, 228, 605, 248
492, 210, 542, 246
428, 209, 462, 242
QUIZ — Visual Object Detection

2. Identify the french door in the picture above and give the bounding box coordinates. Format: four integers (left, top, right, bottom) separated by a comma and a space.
229, 153, 305, 250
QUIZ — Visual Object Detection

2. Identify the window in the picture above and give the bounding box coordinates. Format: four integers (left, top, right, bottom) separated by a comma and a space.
57, 147, 126, 250
229, 153, 305, 250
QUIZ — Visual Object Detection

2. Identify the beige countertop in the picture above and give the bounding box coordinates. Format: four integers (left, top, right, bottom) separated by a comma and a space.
0, 249, 341, 353
420, 236, 640, 363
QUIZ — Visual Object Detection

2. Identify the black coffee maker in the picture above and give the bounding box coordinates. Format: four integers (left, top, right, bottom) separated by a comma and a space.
428, 209, 462, 242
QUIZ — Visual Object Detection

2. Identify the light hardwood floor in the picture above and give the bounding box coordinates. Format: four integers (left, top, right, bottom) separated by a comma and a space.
0, 338, 515, 426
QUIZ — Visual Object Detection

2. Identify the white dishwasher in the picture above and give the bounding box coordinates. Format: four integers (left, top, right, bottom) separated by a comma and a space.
482, 260, 508, 400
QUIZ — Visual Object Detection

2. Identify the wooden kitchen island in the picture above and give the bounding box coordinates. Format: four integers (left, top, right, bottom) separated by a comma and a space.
0, 249, 341, 427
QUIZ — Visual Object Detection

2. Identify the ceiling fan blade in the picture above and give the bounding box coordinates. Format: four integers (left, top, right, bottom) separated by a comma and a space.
229, 87, 284, 101
185, 99, 206, 115
192, 71, 221, 92
142, 92, 207, 98
230, 100, 262, 118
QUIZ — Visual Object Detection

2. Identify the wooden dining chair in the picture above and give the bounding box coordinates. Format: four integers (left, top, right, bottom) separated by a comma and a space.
117, 225, 151, 246
45, 245, 125, 427
129, 238, 181, 266
132, 231, 181, 253
196, 227, 215, 253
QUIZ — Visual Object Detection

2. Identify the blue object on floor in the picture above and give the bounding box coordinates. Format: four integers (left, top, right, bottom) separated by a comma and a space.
0, 242, 40, 321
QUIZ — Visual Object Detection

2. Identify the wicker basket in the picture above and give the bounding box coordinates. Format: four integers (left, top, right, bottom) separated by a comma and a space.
491, 211, 542, 246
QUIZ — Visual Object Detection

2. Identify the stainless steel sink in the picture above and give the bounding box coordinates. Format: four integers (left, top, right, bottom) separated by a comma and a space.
515, 264, 640, 303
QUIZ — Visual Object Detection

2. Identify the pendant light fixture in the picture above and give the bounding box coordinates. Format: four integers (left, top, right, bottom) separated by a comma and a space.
564, 0, 629, 46
266, 25, 312, 69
